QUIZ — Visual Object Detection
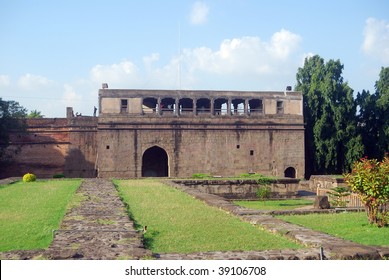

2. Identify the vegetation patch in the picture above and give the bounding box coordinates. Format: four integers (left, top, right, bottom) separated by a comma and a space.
234, 199, 313, 211
278, 212, 389, 247
115, 179, 302, 254
96, 219, 115, 225
0, 179, 81, 252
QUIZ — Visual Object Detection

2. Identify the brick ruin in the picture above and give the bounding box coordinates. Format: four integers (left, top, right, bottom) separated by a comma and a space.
1, 88, 305, 179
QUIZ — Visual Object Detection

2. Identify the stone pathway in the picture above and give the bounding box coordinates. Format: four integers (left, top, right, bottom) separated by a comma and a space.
42, 178, 151, 260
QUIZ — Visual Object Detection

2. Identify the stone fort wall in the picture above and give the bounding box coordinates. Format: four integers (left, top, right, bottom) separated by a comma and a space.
1, 88, 305, 179
1, 117, 97, 179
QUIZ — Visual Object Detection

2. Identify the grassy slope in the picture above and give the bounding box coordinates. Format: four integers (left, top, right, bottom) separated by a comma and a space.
0, 180, 81, 251
115, 179, 302, 253
234, 199, 312, 211
279, 212, 389, 247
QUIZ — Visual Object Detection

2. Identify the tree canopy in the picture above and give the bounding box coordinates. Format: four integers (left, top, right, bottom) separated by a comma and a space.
356, 67, 389, 160
0, 98, 27, 161
296, 55, 363, 176
27, 110, 44, 118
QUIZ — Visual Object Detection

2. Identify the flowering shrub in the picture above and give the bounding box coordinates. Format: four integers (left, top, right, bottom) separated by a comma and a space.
344, 155, 389, 227
22, 173, 37, 182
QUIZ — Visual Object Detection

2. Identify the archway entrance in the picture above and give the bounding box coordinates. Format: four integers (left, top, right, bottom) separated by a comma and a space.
284, 167, 296, 178
142, 146, 168, 177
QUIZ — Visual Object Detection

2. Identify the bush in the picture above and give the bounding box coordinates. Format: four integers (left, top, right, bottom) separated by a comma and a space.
53, 173, 65, 178
344, 155, 389, 227
256, 185, 272, 202
22, 173, 36, 182
255, 175, 273, 204
328, 186, 351, 207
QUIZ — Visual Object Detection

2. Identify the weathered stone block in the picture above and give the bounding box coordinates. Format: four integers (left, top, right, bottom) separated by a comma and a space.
314, 196, 330, 209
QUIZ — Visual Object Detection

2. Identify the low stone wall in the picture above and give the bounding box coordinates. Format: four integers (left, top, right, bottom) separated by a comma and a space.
308, 175, 346, 191
172, 179, 300, 199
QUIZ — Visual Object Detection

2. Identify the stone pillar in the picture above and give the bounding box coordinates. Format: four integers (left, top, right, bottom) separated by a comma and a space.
210, 98, 215, 116
157, 97, 162, 116
227, 99, 232, 116
66, 107, 74, 118
244, 99, 249, 116
175, 98, 179, 116
193, 98, 197, 115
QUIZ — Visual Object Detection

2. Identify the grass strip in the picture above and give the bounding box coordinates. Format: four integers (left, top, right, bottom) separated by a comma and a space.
0, 179, 81, 252
234, 199, 312, 211
115, 179, 302, 254
278, 212, 389, 247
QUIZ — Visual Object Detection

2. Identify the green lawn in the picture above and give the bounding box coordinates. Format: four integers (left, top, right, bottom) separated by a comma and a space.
115, 179, 302, 254
234, 199, 312, 211
0, 180, 81, 252
279, 212, 389, 247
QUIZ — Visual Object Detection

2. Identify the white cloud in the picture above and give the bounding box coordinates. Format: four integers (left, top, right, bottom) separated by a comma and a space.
0, 74, 10, 87
183, 33, 301, 76
143, 53, 160, 69
88, 29, 302, 91
90, 60, 141, 88
62, 84, 82, 108
17, 73, 53, 90
190, 1, 209, 25
268, 29, 302, 59
362, 18, 389, 63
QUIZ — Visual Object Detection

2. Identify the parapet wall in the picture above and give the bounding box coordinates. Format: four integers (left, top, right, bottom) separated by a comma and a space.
172, 179, 300, 199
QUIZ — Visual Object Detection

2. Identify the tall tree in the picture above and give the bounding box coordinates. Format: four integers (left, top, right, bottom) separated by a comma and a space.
27, 110, 44, 118
375, 67, 389, 153
0, 98, 27, 161
296, 55, 363, 177
357, 67, 389, 159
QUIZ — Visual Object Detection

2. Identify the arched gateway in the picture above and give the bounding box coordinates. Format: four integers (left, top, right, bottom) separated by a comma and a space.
96, 88, 304, 178
142, 146, 168, 177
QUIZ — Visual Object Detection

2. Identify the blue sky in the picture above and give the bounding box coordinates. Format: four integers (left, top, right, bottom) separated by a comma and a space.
1, 0, 388, 117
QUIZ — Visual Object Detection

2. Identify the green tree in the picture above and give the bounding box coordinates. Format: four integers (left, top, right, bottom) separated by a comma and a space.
356, 67, 389, 159
296, 55, 363, 176
0, 98, 27, 161
27, 110, 44, 118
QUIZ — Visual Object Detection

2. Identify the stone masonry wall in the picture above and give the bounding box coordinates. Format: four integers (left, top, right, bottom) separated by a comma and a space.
172, 179, 300, 199
97, 116, 305, 178
0, 117, 97, 179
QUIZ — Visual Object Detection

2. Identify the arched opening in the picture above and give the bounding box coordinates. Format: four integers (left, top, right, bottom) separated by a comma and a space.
142, 97, 158, 115
196, 98, 211, 114
179, 98, 193, 115
214, 98, 228, 115
231, 98, 245, 115
248, 99, 263, 115
161, 97, 175, 115
284, 167, 296, 178
142, 146, 169, 177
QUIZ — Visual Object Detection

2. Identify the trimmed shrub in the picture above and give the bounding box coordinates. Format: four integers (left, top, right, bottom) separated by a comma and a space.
53, 173, 65, 178
23, 173, 37, 182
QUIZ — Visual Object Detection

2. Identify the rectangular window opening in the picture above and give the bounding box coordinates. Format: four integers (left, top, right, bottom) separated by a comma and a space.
236, 145, 240, 149
250, 150, 254, 156
106, 145, 110, 150
121, 99, 128, 113
277, 100, 284, 114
